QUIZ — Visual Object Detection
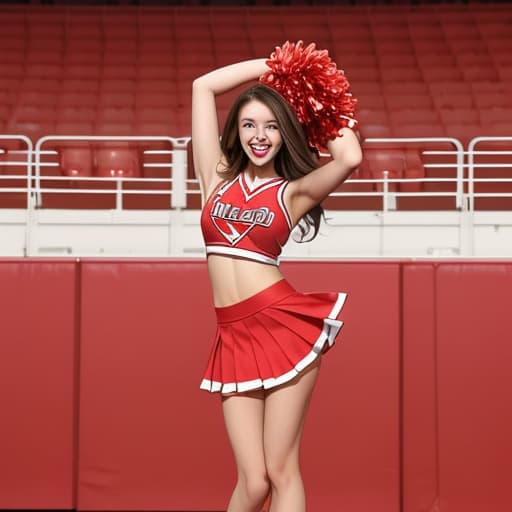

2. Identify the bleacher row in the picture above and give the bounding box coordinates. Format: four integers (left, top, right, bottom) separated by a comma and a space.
0, 3, 511, 211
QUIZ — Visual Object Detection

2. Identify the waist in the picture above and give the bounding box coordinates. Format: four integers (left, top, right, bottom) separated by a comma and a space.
207, 253, 285, 308
215, 279, 296, 323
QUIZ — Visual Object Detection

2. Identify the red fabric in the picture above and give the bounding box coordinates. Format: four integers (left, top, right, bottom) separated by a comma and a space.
200, 279, 346, 393
201, 172, 292, 265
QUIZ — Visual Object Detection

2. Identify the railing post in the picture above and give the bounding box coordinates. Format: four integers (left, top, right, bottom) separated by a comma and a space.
171, 139, 188, 209
116, 179, 123, 210
382, 170, 389, 212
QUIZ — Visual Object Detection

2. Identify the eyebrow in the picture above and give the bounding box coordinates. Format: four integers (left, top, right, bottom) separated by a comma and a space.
240, 117, 278, 123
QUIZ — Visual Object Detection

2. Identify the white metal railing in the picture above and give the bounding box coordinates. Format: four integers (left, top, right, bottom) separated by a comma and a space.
467, 136, 512, 211
0, 134, 33, 204
32, 135, 191, 209
1, 135, 512, 215
363, 137, 465, 209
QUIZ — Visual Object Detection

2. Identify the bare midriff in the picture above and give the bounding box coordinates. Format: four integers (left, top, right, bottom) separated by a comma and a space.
207, 254, 284, 307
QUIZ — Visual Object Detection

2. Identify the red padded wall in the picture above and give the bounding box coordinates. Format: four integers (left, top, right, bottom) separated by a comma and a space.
1, 259, 511, 512
77, 260, 230, 511
283, 262, 400, 512
435, 263, 512, 512
402, 264, 439, 512
402, 262, 512, 512
77, 260, 400, 511
0, 259, 76, 509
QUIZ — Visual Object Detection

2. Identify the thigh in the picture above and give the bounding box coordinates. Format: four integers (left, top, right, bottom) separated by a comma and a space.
263, 359, 321, 467
222, 389, 267, 475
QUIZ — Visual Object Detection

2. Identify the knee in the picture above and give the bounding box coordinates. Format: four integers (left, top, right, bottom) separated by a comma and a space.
266, 459, 301, 491
238, 472, 270, 504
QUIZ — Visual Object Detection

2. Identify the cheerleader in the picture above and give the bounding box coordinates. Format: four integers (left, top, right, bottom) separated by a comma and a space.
192, 41, 362, 512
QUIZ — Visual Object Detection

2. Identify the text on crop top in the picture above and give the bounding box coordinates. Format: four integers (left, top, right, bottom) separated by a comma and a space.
200, 171, 293, 265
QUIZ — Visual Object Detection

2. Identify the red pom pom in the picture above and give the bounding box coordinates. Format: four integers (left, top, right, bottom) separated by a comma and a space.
260, 40, 358, 150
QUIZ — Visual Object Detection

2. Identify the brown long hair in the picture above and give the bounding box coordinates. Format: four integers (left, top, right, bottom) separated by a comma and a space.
219, 84, 323, 242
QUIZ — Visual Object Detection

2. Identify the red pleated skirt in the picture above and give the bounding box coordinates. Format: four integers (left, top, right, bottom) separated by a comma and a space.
200, 279, 347, 394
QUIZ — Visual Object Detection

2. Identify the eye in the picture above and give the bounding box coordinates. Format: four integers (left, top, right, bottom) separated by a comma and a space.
241, 121, 255, 128
267, 124, 279, 131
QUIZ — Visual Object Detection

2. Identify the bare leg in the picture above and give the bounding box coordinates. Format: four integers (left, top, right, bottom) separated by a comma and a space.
222, 389, 270, 512
263, 359, 321, 512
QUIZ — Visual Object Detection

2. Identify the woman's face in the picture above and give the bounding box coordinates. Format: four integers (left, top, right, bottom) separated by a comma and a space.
238, 99, 283, 171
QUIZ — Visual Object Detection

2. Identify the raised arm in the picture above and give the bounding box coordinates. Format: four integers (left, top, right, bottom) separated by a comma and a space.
286, 128, 363, 224
192, 59, 269, 202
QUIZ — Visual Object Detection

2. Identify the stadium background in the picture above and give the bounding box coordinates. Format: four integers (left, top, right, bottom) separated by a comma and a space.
0, 1, 511, 511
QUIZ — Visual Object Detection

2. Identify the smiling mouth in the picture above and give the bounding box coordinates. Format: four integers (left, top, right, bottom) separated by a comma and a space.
250, 144, 270, 157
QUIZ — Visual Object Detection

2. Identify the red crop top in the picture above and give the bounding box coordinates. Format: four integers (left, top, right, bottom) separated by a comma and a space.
200, 171, 293, 266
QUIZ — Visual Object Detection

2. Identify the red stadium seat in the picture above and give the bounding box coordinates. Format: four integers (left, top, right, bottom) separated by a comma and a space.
497, 64, 512, 82
359, 123, 393, 140
443, 123, 484, 145
353, 81, 383, 95
341, 53, 378, 70
95, 145, 141, 178
357, 108, 389, 126
477, 21, 511, 40
411, 39, 451, 56
95, 122, 134, 136
97, 106, 135, 125
99, 79, 135, 94
134, 121, 179, 137
401, 149, 425, 193
390, 109, 440, 127
386, 93, 434, 110
380, 66, 423, 83
102, 63, 137, 80
378, 54, 418, 69
55, 106, 96, 124
375, 40, 415, 56
430, 89, 474, 110
138, 24, 173, 45
10, 104, 56, 125
354, 91, 386, 110
372, 24, 411, 42
25, 48, 63, 66
61, 78, 100, 94
462, 64, 500, 82
65, 22, 102, 40
59, 145, 93, 177
98, 91, 135, 109
407, 22, 444, 41
471, 82, 512, 109
135, 91, 177, 110
391, 123, 445, 139
382, 81, 429, 96
25, 63, 63, 80
0, 63, 24, 79
348, 67, 381, 82
65, 37, 103, 54
420, 64, 464, 82
17, 90, 58, 109
416, 53, 456, 71
441, 21, 479, 40
138, 64, 175, 81
55, 121, 94, 136
448, 38, 488, 54
65, 63, 101, 81
364, 148, 405, 192
479, 107, 512, 129
438, 107, 480, 126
